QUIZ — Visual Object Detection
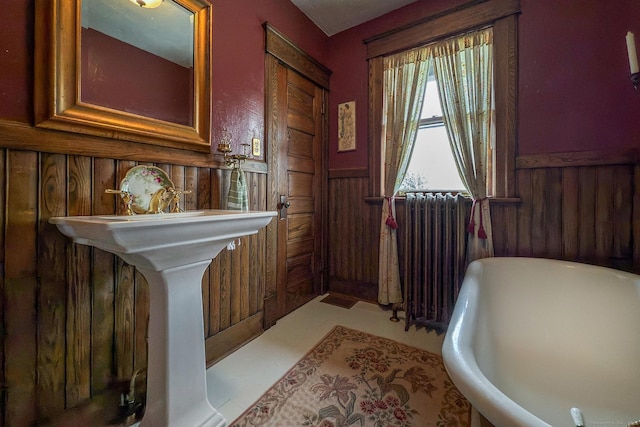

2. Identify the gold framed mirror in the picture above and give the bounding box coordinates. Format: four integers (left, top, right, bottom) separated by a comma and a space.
35, 0, 212, 152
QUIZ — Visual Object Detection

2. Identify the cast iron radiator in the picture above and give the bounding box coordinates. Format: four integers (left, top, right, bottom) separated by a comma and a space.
402, 192, 471, 333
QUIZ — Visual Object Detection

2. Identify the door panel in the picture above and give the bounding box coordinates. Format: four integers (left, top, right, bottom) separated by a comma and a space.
277, 67, 323, 316
264, 24, 329, 327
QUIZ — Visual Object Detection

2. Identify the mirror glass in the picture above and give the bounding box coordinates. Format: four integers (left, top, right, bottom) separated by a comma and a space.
35, 0, 211, 151
81, 0, 195, 126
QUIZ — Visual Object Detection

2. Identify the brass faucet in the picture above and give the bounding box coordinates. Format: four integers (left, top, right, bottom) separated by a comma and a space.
105, 187, 192, 215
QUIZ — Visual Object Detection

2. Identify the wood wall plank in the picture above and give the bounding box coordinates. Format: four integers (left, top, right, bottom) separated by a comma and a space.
0, 149, 5, 418
329, 163, 638, 303
37, 153, 67, 417
578, 167, 596, 259
91, 158, 116, 396
2, 136, 637, 426
515, 169, 532, 256
614, 166, 633, 259
0, 145, 269, 425
114, 161, 137, 382
5, 150, 39, 426
561, 167, 579, 259
65, 156, 93, 407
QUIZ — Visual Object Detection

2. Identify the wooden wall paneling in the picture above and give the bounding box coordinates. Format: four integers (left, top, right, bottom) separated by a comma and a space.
489, 204, 505, 256
114, 160, 137, 381
493, 14, 518, 197
171, 165, 185, 212
503, 203, 518, 256
515, 169, 532, 256
327, 179, 337, 279
530, 168, 547, 255
634, 165, 640, 264
241, 233, 251, 320
335, 179, 344, 280
355, 178, 367, 282
577, 167, 596, 259
327, 176, 381, 300
184, 166, 198, 211
133, 270, 149, 376
91, 158, 117, 396
595, 167, 615, 259
231, 236, 245, 324
492, 202, 519, 257
345, 179, 356, 281
208, 169, 223, 335
369, 196, 380, 285
37, 153, 67, 417
218, 246, 232, 332
156, 163, 172, 180
197, 167, 212, 337
5, 150, 39, 426
544, 168, 563, 258
0, 149, 5, 421
613, 166, 632, 259
66, 156, 93, 407
246, 172, 258, 316
561, 167, 579, 259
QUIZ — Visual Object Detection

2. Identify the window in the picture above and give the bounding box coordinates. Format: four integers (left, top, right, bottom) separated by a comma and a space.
366, 0, 518, 198
399, 74, 466, 193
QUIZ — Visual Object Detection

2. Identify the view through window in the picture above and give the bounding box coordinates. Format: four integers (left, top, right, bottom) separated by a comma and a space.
399, 74, 466, 193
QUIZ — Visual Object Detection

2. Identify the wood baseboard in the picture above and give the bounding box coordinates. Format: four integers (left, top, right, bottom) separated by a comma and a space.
205, 313, 263, 366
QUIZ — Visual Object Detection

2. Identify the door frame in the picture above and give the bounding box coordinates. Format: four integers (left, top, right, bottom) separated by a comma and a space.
263, 23, 331, 328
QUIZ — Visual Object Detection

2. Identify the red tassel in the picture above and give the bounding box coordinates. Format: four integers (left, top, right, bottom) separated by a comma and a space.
469, 198, 488, 239
478, 211, 487, 239
385, 197, 398, 229
467, 201, 476, 233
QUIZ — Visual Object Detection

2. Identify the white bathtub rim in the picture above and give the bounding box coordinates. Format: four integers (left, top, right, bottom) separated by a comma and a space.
442, 259, 553, 427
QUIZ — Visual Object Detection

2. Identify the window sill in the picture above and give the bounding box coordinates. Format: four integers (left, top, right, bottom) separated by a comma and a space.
364, 196, 521, 205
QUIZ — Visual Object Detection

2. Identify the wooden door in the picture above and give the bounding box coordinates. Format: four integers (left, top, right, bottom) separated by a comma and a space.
276, 68, 324, 316
264, 24, 330, 327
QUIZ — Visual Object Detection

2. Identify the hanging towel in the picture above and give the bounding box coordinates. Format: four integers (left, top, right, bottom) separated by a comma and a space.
227, 168, 248, 211
226, 168, 248, 251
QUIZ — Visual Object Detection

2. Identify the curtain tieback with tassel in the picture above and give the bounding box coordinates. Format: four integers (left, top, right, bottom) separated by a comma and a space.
468, 197, 488, 239
385, 196, 398, 229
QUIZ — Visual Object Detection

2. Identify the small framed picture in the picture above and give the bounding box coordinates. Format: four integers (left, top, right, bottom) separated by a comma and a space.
338, 101, 356, 152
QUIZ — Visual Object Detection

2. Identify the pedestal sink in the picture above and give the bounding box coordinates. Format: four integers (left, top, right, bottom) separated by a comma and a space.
50, 210, 276, 427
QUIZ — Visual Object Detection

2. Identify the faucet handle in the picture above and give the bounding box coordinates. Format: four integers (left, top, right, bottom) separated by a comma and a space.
168, 188, 193, 213
105, 189, 134, 216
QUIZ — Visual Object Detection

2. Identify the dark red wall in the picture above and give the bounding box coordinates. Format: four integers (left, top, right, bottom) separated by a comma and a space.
325, 0, 469, 170
0, 0, 327, 158
82, 28, 193, 126
209, 0, 328, 157
326, 0, 640, 170
518, 0, 640, 155
2, 0, 639, 165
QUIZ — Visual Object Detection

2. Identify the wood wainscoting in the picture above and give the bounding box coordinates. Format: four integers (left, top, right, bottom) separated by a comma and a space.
327, 171, 380, 301
0, 139, 268, 426
329, 154, 640, 303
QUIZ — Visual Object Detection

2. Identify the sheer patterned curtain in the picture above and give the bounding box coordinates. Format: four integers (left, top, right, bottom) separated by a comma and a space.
378, 46, 432, 305
432, 28, 495, 262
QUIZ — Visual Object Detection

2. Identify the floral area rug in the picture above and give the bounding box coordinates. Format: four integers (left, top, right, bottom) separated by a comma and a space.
229, 325, 470, 426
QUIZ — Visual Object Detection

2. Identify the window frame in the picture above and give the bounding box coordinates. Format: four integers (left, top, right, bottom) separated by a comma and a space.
366, 0, 519, 198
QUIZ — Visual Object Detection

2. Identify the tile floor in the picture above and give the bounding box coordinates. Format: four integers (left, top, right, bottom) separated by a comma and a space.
206, 294, 446, 423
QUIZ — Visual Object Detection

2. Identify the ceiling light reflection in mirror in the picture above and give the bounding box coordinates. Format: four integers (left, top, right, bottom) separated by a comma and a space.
81, 0, 195, 126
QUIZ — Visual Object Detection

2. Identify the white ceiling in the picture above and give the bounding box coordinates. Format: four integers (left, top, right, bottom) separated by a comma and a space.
290, 0, 418, 36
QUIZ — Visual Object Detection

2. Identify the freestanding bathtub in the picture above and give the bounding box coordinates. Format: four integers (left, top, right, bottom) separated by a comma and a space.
442, 257, 640, 427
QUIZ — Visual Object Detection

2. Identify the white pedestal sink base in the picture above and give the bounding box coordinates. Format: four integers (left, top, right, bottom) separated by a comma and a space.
49, 210, 277, 427
140, 261, 227, 427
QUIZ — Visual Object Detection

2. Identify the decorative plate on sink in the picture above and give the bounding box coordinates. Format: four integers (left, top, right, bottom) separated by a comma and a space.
120, 165, 174, 214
